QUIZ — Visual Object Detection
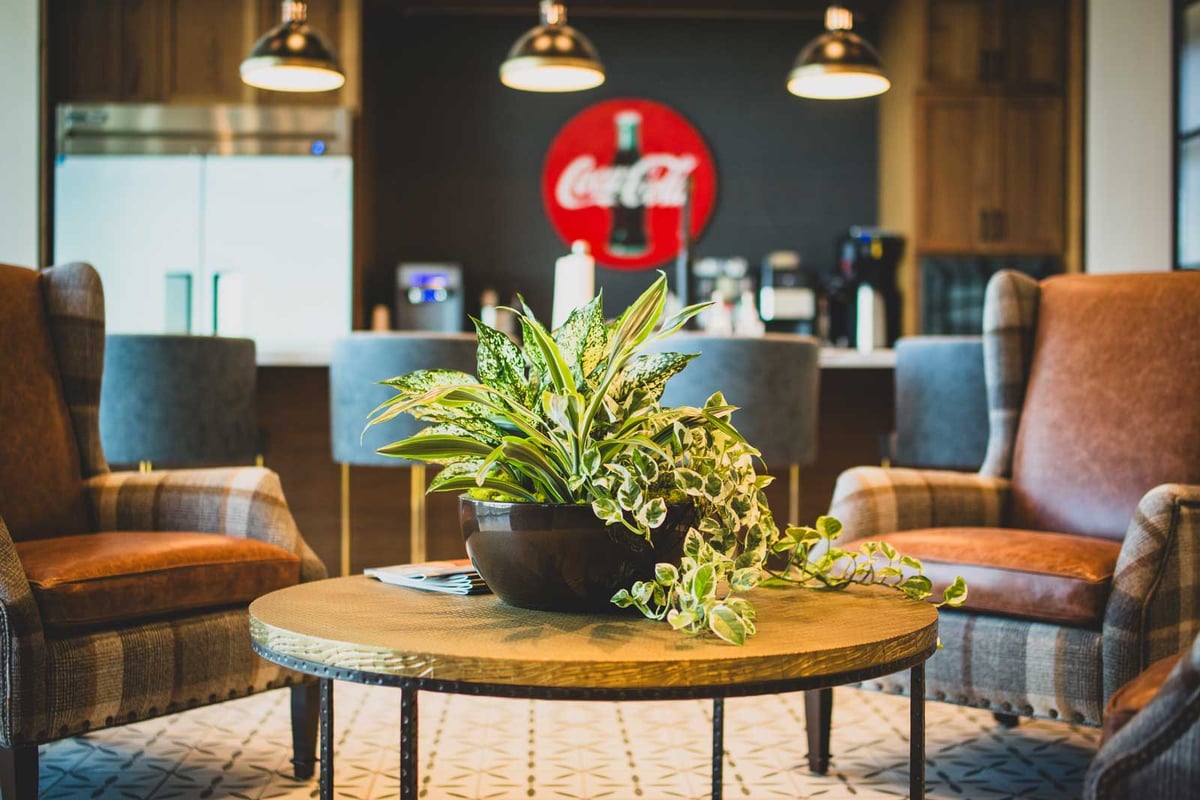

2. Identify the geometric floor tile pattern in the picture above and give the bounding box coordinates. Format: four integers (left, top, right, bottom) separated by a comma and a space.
40, 682, 1100, 799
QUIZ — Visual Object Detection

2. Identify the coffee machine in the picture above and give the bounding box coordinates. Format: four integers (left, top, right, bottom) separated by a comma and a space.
828, 228, 904, 350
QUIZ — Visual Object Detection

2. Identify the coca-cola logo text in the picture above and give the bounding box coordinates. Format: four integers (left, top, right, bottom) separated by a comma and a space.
542, 99, 718, 271
555, 154, 700, 210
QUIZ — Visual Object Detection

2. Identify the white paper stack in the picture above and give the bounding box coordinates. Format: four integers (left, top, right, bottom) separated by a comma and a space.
365, 559, 490, 596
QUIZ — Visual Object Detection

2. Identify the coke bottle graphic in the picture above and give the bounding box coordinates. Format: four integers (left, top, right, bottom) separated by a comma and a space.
608, 110, 649, 256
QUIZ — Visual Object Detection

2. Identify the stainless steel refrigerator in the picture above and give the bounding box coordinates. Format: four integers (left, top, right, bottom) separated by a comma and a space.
54, 104, 353, 365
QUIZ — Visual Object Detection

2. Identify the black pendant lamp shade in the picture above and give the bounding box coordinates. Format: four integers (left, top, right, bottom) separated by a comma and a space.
241, 0, 345, 93
500, 1, 605, 92
788, 5, 890, 100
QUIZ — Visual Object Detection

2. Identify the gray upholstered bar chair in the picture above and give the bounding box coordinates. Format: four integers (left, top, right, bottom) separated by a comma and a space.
892, 336, 988, 471
647, 333, 821, 526
100, 335, 258, 470
330, 333, 478, 574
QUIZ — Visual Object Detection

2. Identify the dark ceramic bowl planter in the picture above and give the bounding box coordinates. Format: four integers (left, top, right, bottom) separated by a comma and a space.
460, 497, 694, 613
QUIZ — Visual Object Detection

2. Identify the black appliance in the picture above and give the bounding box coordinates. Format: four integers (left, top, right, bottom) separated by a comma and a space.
828, 227, 904, 349
759, 251, 820, 335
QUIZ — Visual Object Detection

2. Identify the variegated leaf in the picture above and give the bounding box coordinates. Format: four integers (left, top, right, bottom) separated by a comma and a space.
379, 368, 476, 393
553, 294, 609, 377
472, 318, 526, 400
613, 352, 698, 403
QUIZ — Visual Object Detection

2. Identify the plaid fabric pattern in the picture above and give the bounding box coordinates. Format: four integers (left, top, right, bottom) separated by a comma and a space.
828, 466, 1010, 538
1084, 633, 1200, 799
862, 611, 1105, 726
0, 517, 47, 746
85, 467, 328, 583
1103, 484, 1200, 699
26, 608, 297, 744
40, 263, 108, 478
979, 270, 1040, 479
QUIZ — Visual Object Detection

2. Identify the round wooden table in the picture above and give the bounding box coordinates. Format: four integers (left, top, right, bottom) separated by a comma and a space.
250, 575, 938, 800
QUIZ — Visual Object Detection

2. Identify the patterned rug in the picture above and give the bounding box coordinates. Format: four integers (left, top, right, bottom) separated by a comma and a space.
40, 682, 1099, 799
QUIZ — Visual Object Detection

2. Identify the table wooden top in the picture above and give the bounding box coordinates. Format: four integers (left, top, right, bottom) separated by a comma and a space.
250, 576, 938, 694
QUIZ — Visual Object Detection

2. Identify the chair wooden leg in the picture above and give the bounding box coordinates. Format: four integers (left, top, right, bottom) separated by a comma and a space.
292, 682, 321, 780
0, 744, 37, 800
805, 688, 833, 775
993, 712, 1020, 729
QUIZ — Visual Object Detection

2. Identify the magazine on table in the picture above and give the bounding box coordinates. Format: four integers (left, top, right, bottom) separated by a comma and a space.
365, 559, 491, 595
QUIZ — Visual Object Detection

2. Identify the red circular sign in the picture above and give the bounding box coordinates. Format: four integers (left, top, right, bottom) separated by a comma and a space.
542, 99, 718, 271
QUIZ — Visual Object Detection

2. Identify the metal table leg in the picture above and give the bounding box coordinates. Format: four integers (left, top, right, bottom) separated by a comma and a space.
712, 697, 724, 800
320, 678, 334, 800
401, 688, 419, 799
910, 664, 925, 800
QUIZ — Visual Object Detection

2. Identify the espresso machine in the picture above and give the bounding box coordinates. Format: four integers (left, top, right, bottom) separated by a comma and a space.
828, 227, 904, 350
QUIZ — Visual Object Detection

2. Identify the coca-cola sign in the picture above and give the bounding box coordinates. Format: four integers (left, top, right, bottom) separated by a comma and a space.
542, 98, 717, 270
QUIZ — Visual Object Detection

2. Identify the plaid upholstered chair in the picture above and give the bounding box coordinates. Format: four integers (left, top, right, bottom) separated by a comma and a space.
804, 270, 1200, 772
0, 262, 327, 798
1084, 632, 1200, 799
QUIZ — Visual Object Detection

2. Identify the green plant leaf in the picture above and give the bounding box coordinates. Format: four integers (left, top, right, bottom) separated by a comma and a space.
655, 300, 712, 340
815, 515, 843, 540
708, 605, 747, 645
554, 294, 607, 373
617, 479, 643, 512
516, 307, 576, 394
592, 497, 623, 524
472, 318, 526, 401
667, 608, 697, 630
611, 588, 635, 608
942, 575, 968, 606
427, 461, 538, 502
729, 567, 761, 592
376, 432, 494, 463
641, 497, 668, 528
692, 563, 716, 598
613, 352, 699, 403
676, 468, 704, 494
496, 437, 572, 502
654, 562, 679, 585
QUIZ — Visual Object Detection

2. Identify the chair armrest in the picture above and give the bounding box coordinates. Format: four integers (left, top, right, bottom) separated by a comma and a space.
828, 466, 1010, 539
84, 467, 328, 583
1104, 484, 1200, 699
1084, 633, 1200, 800
0, 516, 46, 746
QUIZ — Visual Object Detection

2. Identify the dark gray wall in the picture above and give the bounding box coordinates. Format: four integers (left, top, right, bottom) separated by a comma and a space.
364, 11, 880, 326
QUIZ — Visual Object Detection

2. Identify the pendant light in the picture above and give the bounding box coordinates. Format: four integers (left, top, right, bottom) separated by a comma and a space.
241, 0, 345, 93
500, 1, 605, 93
787, 5, 890, 100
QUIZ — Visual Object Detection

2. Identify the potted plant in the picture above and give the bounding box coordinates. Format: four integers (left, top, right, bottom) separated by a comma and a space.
368, 273, 965, 643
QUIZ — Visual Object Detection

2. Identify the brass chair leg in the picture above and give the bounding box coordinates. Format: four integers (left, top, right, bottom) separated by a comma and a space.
788, 464, 801, 525
410, 464, 427, 564
340, 463, 351, 577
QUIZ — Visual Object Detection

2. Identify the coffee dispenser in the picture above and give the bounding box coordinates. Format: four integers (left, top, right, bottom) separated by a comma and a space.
394, 263, 463, 332
830, 228, 904, 350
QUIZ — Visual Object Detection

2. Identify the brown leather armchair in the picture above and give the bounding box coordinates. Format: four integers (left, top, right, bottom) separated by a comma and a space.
0, 262, 327, 798
805, 270, 1200, 772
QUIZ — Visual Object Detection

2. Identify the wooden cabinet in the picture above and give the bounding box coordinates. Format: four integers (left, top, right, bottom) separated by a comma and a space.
163, 0, 256, 103
996, 97, 1064, 252
49, 0, 355, 106
915, 0, 1069, 257
50, 0, 165, 101
918, 95, 1064, 253
926, 0, 1065, 91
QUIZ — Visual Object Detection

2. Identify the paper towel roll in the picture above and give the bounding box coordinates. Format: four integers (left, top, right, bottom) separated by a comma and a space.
552, 240, 596, 329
